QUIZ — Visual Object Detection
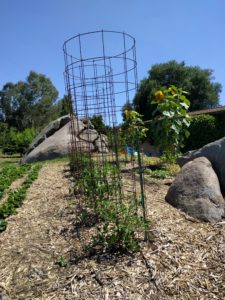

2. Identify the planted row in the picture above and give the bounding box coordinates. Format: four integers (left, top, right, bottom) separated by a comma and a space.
0, 164, 31, 199
71, 154, 147, 253
0, 164, 42, 231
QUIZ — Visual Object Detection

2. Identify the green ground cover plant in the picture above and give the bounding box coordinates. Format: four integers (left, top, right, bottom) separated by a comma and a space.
92, 196, 145, 252
0, 164, 42, 231
145, 167, 172, 179
0, 164, 31, 199
144, 156, 180, 180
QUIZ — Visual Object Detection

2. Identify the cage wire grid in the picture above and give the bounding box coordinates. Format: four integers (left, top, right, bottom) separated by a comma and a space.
63, 30, 147, 248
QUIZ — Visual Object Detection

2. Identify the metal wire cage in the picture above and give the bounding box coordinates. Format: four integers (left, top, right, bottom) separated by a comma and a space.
63, 30, 138, 170
63, 30, 147, 250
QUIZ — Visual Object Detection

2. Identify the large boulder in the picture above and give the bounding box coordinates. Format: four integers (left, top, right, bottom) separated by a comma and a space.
21, 122, 72, 163
78, 129, 99, 143
21, 115, 109, 163
94, 134, 109, 153
177, 137, 225, 193
165, 157, 225, 223
27, 115, 71, 154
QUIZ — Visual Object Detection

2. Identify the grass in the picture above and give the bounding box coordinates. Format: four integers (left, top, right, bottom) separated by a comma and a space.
43, 156, 70, 164
0, 157, 20, 168
0, 149, 20, 168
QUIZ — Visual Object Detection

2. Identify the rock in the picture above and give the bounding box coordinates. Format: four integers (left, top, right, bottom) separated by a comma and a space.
99, 134, 109, 145
177, 137, 225, 193
80, 117, 94, 129
21, 115, 109, 163
165, 157, 225, 223
78, 129, 99, 143
71, 117, 85, 134
21, 123, 72, 163
26, 115, 71, 155
94, 135, 109, 153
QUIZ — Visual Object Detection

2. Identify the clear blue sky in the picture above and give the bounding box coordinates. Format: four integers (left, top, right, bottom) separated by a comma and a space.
1, 0, 225, 111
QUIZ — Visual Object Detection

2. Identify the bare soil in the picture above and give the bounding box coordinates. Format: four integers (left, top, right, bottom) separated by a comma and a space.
0, 162, 224, 300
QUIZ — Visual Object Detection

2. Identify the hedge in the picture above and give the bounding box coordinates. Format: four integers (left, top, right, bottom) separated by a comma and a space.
183, 114, 224, 152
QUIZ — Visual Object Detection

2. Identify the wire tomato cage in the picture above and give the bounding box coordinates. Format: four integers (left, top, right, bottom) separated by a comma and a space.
63, 30, 148, 250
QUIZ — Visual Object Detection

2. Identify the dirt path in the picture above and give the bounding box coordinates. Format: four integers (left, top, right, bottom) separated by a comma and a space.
0, 163, 73, 299
0, 162, 224, 300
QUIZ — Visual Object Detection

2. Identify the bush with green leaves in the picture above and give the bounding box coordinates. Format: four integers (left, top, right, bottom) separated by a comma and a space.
183, 114, 224, 151
2, 127, 36, 155
121, 110, 148, 146
71, 153, 147, 253
92, 197, 144, 252
151, 85, 191, 160
90, 114, 109, 134
0, 122, 8, 148
145, 168, 171, 179
73, 159, 121, 208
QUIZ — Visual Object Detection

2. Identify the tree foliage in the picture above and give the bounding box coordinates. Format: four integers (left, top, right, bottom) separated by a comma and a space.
1, 127, 36, 155
0, 71, 59, 131
57, 95, 70, 117
90, 114, 112, 135
133, 60, 222, 121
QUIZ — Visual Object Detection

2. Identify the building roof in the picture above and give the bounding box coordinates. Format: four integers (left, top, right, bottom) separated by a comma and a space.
189, 106, 225, 116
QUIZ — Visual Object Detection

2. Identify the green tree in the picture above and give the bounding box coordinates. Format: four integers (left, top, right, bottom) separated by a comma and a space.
0, 122, 7, 148
0, 71, 59, 131
57, 95, 70, 117
90, 115, 109, 134
133, 60, 222, 121
2, 127, 36, 155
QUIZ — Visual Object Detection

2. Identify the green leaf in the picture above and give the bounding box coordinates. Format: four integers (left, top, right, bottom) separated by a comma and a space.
183, 118, 191, 127
185, 130, 190, 138
170, 124, 179, 134
162, 111, 174, 117
180, 102, 189, 109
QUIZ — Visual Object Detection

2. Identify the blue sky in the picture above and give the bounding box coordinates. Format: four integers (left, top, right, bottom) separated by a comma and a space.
1, 0, 225, 114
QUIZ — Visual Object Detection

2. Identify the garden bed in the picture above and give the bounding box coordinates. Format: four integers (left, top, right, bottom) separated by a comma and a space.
0, 161, 224, 299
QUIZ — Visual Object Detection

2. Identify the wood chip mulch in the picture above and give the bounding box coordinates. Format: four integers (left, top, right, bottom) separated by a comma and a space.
0, 162, 224, 300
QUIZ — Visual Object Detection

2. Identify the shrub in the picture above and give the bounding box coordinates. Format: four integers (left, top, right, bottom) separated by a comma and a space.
71, 153, 147, 253
183, 115, 224, 151
90, 115, 107, 134
0, 123, 7, 148
150, 86, 191, 160
2, 127, 36, 155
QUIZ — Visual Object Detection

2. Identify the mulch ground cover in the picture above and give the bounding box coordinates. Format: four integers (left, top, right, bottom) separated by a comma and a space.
0, 162, 224, 299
